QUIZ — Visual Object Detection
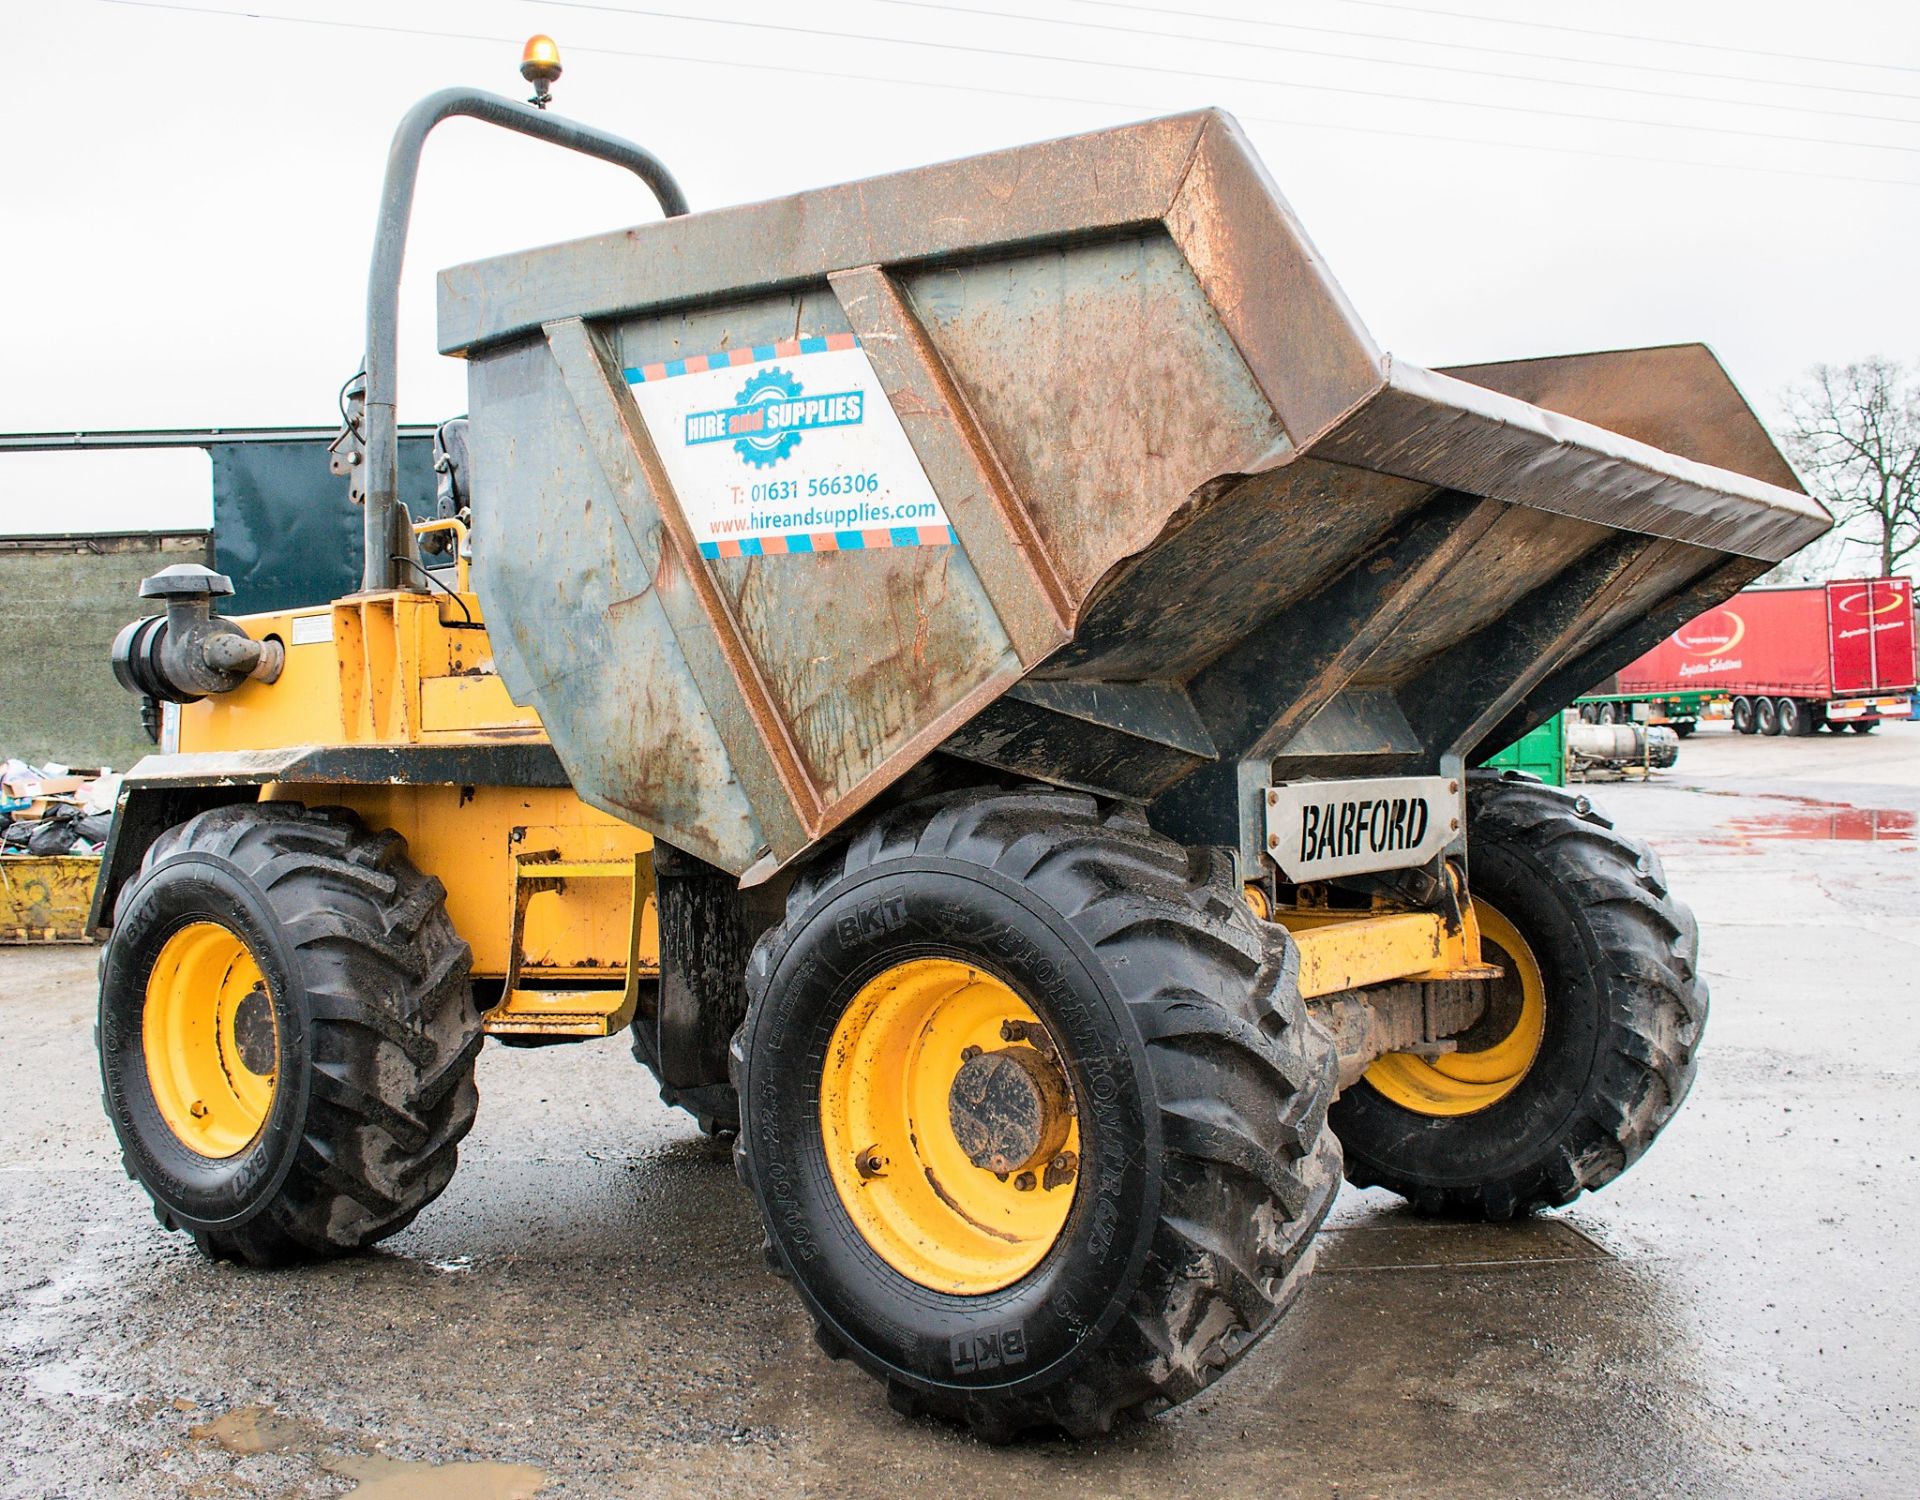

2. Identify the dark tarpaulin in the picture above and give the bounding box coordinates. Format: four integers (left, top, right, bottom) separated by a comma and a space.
209, 437, 437, 614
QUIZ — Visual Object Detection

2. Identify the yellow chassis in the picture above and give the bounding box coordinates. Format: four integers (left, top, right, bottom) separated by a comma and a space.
169, 568, 658, 1040
1277, 903, 1497, 999
158, 548, 1489, 1041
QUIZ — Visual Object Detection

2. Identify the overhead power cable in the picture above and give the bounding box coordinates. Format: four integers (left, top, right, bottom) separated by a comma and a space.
94, 0, 1920, 191
1050, 0, 1920, 103
1322, 0, 1920, 77
524, 0, 1920, 156
866, 0, 1920, 128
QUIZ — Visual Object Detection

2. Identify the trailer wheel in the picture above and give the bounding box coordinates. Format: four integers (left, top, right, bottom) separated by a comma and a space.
1329, 776, 1705, 1219
1730, 696, 1755, 734
97, 804, 481, 1264
1779, 697, 1816, 737
731, 787, 1339, 1441
1755, 696, 1781, 735
1850, 719, 1878, 734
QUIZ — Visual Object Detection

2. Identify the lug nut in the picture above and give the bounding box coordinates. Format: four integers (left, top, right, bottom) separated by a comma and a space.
960, 1044, 982, 1062
854, 1145, 888, 1180
1043, 1150, 1078, 1191
1013, 1171, 1037, 1191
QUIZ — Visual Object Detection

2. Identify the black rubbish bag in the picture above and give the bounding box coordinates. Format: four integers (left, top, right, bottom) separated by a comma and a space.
26, 816, 81, 857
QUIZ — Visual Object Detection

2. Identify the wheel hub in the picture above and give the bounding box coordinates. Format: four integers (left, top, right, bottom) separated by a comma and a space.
819, 958, 1082, 1294
948, 1044, 1072, 1177
142, 920, 279, 1158
1363, 898, 1545, 1117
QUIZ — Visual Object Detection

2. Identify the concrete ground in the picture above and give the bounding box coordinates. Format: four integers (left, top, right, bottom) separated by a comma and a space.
3, 721, 1916, 1499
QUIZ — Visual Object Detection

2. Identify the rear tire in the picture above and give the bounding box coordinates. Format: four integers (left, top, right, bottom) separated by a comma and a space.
1780, 698, 1816, 737
1755, 696, 1780, 735
630, 997, 738, 1138
1730, 696, 1754, 734
732, 788, 1340, 1441
98, 804, 481, 1264
1329, 776, 1705, 1219
1850, 719, 1878, 734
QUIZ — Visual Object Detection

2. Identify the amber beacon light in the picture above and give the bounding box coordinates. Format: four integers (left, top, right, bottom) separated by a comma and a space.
520, 34, 563, 108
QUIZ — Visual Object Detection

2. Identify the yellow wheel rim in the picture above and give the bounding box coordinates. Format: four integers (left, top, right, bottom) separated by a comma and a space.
820, 958, 1081, 1295
142, 921, 279, 1158
1363, 900, 1546, 1117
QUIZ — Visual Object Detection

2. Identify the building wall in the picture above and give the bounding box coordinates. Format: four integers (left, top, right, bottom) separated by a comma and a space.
0, 531, 209, 770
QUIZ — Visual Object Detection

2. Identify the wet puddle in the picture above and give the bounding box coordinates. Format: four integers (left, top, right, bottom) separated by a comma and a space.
190, 1406, 546, 1496
190, 1405, 325, 1454
1318, 1218, 1613, 1274
1711, 806, 1914, 844
325, 1454, 547, 1499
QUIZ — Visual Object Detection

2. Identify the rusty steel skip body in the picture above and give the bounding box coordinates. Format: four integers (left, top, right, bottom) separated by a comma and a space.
436, 109, 1825, 880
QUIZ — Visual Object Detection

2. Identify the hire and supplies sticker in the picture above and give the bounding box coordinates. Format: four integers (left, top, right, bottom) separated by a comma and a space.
623, 334, 955, 560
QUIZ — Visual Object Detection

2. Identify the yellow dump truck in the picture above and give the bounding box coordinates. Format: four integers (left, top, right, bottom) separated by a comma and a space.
92, 54, 1827, 1441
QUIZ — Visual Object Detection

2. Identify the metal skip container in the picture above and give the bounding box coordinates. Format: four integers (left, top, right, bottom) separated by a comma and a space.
437, 109, 1829, 877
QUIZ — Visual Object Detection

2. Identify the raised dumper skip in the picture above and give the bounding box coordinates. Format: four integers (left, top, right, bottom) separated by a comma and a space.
91, 47, 1828, 1443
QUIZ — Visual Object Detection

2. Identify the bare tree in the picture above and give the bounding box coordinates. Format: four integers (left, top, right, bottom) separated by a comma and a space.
1781, 358, 1920, 580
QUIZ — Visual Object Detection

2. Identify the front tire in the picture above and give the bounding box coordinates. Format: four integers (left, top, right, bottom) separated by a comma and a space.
1329, 776, 1706, 1219
732, 788, 1339, 1440
98, 804, 481, 1264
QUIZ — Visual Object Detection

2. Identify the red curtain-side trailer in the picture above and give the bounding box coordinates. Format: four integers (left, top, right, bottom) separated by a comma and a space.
1612, 577, 1915, 735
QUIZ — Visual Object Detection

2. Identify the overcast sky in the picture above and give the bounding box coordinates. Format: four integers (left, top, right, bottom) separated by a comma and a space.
3, 0, 1917, 534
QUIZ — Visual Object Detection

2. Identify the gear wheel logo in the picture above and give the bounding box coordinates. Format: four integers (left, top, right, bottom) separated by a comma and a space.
733, 367, 804, 468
